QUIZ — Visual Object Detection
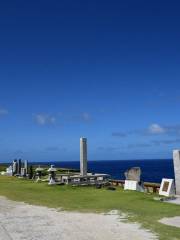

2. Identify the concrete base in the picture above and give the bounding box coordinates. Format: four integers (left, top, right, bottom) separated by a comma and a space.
164, 195, 180, 205
124, 180, 144, 192
48, 178, 57, 185
36, 177, 41, 182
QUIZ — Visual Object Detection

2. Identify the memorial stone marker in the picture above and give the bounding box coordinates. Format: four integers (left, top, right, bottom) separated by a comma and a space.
124, 167, 144, 192
159, 178, 175, 197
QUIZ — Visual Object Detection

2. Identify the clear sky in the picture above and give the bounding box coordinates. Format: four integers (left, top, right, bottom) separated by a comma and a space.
0, 0, 180, 162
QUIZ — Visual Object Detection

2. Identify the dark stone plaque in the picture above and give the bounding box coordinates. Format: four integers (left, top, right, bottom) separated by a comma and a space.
162, 181, 169, 192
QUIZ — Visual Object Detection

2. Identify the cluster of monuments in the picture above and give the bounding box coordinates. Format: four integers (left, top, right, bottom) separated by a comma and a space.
1, 138, 110, 186
120, 149, 180, 198
1, 139, 180, 199
2, 159, 29, 177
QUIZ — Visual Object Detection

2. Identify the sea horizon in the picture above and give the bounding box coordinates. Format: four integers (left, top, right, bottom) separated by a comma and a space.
0, 158, 173, 164
1, 158, 174, 183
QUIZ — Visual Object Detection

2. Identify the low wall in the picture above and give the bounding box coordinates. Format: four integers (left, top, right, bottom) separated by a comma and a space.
110, 179, 160, 193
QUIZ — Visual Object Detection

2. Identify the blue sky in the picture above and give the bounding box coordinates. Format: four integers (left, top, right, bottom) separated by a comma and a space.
0, 0, 180, 162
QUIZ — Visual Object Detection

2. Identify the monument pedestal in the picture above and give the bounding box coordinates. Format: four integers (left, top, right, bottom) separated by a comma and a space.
48, 178, 56, 185
124, 180, 144, 192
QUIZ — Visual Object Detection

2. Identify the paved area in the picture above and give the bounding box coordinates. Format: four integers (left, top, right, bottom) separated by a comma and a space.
159, 217, 180, 228
0, 196, 157, 240
165, 195, 180, 205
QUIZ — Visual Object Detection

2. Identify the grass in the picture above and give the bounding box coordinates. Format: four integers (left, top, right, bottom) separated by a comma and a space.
0, 176, 180, 240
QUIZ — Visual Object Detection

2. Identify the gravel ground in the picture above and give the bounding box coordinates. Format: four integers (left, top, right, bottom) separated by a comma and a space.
0, 196, 157, 240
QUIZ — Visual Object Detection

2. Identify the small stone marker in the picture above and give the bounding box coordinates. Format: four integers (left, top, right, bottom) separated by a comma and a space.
159, 178, 175, 197
124, 167, 144, 192
48, 165, 57, 185
173, 150, 180, 195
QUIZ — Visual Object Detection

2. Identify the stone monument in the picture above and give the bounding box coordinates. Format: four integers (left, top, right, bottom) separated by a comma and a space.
12, 159, 18, 175
80, 137, 87, 176
124, 167, 144, 192
48, 165, 57, 185
159, 178, 175, 197
173, 150, 180, 195
24, 160, 28, 175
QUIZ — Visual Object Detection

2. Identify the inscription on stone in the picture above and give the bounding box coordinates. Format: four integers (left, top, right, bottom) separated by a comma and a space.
162, 181, 169, 192
159, 178, 175, 197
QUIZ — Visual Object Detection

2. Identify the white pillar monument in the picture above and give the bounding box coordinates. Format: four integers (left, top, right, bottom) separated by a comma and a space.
80, 137, 87, 176
173, 150, 180, 195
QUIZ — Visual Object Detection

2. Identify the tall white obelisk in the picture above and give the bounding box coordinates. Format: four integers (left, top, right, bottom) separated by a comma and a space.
173, 150, 180, 195
80, 137, 87, 176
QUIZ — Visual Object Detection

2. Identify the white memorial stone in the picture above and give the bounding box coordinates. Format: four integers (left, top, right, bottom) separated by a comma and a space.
124, 180, 144, 192
159, 178, 175, 197
173, 150, 180, 195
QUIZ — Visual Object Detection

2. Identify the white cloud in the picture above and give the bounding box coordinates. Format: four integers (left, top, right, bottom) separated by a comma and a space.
0, 108, 8, 116
34, 114, 56, 125
148, 124, 166, 134
81, 112, 91, 122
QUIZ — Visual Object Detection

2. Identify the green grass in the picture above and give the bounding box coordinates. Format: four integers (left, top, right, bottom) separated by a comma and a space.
0, 176, 180, 240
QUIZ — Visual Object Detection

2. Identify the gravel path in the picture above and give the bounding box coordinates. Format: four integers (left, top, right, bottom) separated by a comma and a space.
0, 196, 157, 240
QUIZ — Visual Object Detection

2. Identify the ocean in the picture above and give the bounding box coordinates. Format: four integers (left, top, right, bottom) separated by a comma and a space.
32, 159, 175, 183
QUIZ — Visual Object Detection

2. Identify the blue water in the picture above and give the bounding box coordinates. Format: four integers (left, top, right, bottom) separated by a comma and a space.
32, 159, 175, 183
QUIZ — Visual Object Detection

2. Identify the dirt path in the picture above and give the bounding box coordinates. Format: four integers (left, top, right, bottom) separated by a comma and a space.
0, 196, 157, 240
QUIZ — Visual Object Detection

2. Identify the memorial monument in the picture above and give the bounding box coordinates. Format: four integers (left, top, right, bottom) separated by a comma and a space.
159, 178, 175, 197
48, 165, 57, 185
80, 137, 87, 176
124, 167, 144, 192
58, 138, 110, 185
173, 150, 180, 195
